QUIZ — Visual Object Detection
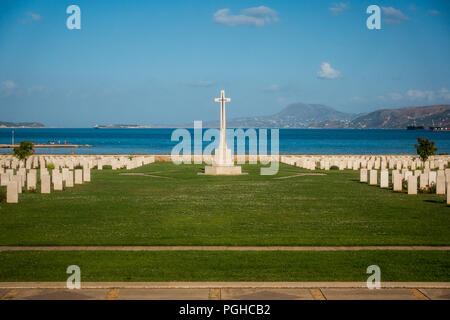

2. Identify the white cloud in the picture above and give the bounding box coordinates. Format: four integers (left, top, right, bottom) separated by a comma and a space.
381, 7, 409, 24
408, 4, 418, 11
263, 84, 280, 92
317, 62, 340, 79
276, 97, 287, 104
0, 80, 17, 96
20, 11, 41, 23
27, 85, 49, 95
428, 9, 440, 15
349, 96, 364, 102
329, 2, 350, 15
378, 88, 450, 103
406, 89, 435, 100
213, 6, 279, 27
438, 88, 450, 100
388, 92, 403, 100
405, 88, 450, 101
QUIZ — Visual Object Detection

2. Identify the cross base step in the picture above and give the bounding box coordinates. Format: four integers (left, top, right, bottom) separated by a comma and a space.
203, 165, 244, 175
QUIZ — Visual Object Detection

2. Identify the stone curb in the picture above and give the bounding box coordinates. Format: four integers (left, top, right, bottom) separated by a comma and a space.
1, 246, 449, 252
1, 282, 449, 289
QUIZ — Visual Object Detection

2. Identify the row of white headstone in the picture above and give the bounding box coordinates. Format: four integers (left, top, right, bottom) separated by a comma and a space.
0, 166, 90, 203
1, 155, 155, 203
0, 155, 155, 171
280, 155, 450, 205
360, 168, 450, 198
281, 155, 450, 171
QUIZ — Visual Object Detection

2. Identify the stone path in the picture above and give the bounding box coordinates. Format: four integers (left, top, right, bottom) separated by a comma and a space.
119, 172, 173, 179
1, 282, 449, 300
1, 246, 449, 252
273, 173, 327, 180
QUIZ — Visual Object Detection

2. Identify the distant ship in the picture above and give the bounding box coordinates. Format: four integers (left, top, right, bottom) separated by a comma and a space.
406, 121, 425, 130
406, 125, 425, 130
428, 120, 449, 131
429, 126, 449, 131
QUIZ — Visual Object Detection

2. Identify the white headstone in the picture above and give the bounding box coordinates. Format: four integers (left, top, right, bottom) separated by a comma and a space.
436, 175, 446, 195
12, 175, 22, 194
393, 172, 402, 191
407, 175, 417, 195
6, 181, 18, 203
360, 169, 368, 183
53, 172, 63, 191
83, 167, 91, 182
380, 170, 389, 188
404, 170, 412, 181
65, 170, 74, 187
0, 173, 9, 186
369, 170, 377, 185
74, 169, 83, 184
420, 173, 429, 189
27, 170, 37, 190
447, 182, 450, 205
41, 174, 51, 194
6, 169, 14, 179
40, 169, 49, 182
429, 171, 437, 185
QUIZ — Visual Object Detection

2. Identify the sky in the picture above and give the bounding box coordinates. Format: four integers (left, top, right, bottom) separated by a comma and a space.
0, 0, 449, 127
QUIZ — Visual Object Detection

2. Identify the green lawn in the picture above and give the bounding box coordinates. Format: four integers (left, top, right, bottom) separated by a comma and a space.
0, 250, 448, 282
0, 162, 448, 246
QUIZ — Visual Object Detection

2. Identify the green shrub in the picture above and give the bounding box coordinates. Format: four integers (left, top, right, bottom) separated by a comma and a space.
414, 137, 437, 162
419, 183, 436, 194
0, 188, 6, 202
402, 179, 408, 191
103, 165, 112, 170
330, 165, 339, 170
46, 163, 55, 170
13, 140, 33, 160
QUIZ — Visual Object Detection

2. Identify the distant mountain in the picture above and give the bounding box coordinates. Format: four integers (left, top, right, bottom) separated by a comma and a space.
0, 121, 45, 128
202, 103, 359, 128
309, 105, 450, 129
94, 124, 151, 129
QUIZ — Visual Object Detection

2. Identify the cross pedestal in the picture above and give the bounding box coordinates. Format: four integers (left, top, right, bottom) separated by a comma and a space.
204, 90, 242, 175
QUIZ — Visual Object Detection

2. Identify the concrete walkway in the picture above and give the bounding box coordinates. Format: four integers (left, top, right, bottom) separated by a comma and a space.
1, 246, 449, 252
1, 282, 449, 300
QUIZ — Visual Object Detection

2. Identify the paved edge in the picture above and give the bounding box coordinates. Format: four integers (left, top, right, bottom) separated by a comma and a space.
1, 282, 449, 289
1, 246, 449, 252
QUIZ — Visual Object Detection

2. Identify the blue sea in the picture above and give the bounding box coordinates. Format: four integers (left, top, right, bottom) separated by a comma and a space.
0, 128, 449, 155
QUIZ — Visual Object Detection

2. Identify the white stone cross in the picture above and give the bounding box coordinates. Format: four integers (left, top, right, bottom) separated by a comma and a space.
215, 90, 230, 132
214, 90, 232, 165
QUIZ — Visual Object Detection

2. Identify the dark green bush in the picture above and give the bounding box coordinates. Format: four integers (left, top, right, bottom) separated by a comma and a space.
0, 187, 6, 202
330, 165, 339, 170
13, 140, 33, 160
414, 137, 437, 162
